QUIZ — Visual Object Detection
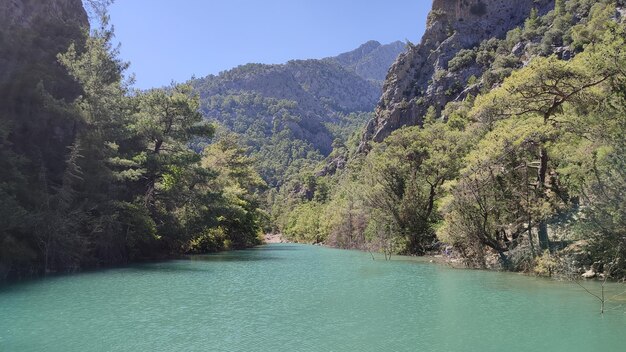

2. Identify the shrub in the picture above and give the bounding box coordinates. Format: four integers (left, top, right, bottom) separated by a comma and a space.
448, 49, 477, 72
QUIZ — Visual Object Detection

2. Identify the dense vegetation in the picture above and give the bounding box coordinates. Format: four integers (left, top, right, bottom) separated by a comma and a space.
193, 88, 371, 187
0, 15, 264, 279
275, 0, 626, 279
2, 0, 624, 283
189, 56, 386, 188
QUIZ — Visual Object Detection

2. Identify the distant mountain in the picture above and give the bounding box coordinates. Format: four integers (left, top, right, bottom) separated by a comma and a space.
325, 40, 406, 83
190, 41, 403, 186
194, 60, 380, 118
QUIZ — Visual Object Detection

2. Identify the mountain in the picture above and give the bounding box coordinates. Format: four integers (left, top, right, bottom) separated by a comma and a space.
194, 60, 380, 119
190, 41, 403, 186
361, 0, 555, 147
324, 40, 406, 83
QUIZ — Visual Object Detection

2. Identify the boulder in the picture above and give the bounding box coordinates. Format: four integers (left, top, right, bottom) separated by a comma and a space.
582, 269, 596, 279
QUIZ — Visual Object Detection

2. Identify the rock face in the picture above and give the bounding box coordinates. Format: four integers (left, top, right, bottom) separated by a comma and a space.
361, 0, 553, 146
0, 0, 87, 29
0, 0, 88, 92
325, 40, 406, 83
0, 0, 89, 188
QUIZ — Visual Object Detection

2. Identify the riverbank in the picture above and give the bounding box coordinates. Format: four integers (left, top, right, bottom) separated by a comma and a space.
263, 233, 287, 244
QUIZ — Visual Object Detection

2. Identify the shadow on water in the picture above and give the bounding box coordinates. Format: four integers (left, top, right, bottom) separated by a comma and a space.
0, 248, 294, 292
129, 263, 216, 274
188, 254, 282, 262
183, 244, 306, 262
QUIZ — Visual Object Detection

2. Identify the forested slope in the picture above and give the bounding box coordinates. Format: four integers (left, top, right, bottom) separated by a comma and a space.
190, 41, 403, 187
276, 0, 626, 279
0, 1, 265, 280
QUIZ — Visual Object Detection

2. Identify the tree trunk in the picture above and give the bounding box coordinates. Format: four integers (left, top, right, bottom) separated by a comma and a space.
525, 162, 536, 257
538, 147, 548, 187
538, 221, 549, 251
537, 147, 550, 250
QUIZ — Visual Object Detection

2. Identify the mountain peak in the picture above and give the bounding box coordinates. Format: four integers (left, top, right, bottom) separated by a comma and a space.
325, 40, 406, 83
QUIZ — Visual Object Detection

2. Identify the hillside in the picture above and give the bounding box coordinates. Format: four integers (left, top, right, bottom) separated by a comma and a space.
190, 41, 403, 186
1, 0, 267, 279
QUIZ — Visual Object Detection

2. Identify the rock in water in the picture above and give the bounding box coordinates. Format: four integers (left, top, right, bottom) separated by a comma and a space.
582, 270, 596, 279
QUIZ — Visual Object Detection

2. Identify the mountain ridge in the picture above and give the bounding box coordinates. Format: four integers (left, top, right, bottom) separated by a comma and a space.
190, 40, 404, 185
324, 40, 406, 83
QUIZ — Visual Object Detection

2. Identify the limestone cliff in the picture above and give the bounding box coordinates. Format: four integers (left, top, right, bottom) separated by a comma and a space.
361, 0, 554, 147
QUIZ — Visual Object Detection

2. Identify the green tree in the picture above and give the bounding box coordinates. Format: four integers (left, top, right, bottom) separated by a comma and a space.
133, 85, 213, 214
364, 121, 470, 254
471, 36, 618, 250
199, 132, 265, 249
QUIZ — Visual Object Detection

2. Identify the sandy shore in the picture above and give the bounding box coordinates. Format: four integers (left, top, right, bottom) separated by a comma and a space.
263, 233, 287, 244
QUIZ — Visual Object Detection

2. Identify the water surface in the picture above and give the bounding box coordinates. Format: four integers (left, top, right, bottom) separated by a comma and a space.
1, 244, 625, 351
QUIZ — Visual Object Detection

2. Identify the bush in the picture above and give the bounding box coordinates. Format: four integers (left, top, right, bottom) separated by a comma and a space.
533, 251, 559, 277
448, 49, 477, 72
186, 227, 227, 254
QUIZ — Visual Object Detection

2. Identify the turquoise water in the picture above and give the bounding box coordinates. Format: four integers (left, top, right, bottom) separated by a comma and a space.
0, 244, 625, 352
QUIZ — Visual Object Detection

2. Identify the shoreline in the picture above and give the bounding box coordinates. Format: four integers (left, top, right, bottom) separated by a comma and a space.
263, 233, 287, 244
263, 241, 620, 283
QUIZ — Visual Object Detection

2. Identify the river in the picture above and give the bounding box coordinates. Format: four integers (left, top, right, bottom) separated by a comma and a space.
1, 244, 625, 351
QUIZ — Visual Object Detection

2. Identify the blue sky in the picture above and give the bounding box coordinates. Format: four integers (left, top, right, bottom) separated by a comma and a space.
106, 1, 430, 89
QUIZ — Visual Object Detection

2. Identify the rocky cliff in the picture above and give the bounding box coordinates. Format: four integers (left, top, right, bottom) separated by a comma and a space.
0, 0, 87, 29
0, 0, 88, 88
0, 0, 89, 190
361, 0, 554, 146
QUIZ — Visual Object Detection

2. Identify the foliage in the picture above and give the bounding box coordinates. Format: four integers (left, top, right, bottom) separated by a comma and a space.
274, 2, 626, 279
0, 13, 264, 279
448, 49, 476, 72
442, 14, 626, 273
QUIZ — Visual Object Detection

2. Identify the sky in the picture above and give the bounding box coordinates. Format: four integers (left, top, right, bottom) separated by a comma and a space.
105, 0, 431, 89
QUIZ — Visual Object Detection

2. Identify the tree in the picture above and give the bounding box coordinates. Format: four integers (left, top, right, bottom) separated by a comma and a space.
444, 19, 626, 271
364, 121, 470, 254
471, 37, 617, 250
439, 117, 560, 266
199, 131, 265, 249
132, 85, 213, 214
555, 0, 566, 16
